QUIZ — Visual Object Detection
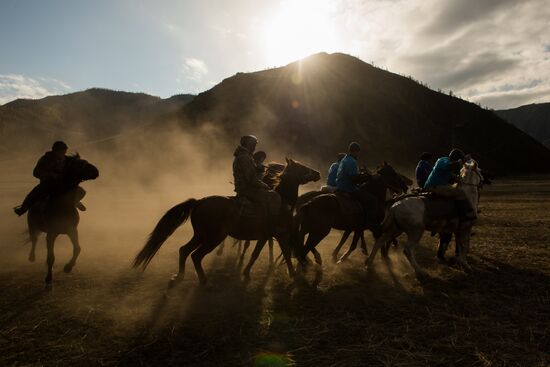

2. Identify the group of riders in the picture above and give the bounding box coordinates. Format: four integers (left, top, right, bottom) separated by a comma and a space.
14, 136, 477, 236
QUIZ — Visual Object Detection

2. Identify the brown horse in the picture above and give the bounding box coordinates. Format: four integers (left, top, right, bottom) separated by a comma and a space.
133, 158, 320, 285
26, 155, 99, 285
293, 167, 409, 264
292, 162, 404, 269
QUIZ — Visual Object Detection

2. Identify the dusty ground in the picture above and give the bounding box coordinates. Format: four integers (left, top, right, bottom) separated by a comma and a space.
0, 176, 549, 366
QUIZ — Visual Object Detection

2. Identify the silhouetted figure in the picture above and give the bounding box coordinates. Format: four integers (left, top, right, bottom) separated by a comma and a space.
415, 152, 434, 188
233, 136, 278, 233
424, 148, 477, 222
324, 152, 346, 192
253, 150, 267, 180
14, 141, 86, 216
336, 142, 380, 235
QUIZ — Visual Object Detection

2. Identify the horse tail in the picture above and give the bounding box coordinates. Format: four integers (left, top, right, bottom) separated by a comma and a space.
133, 199, 198, 270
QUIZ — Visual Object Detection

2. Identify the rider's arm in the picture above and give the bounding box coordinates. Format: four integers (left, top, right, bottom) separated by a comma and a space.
33, 156, 57, 180
241, 157, 268, 189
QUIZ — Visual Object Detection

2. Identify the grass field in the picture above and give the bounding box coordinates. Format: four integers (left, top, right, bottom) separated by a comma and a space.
0, 177, 549, 366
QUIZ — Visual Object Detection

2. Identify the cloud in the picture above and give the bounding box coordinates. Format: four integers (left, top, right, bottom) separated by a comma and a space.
0, 74, 71, 105
182, 58, 208, 81
338, 0, 550, 108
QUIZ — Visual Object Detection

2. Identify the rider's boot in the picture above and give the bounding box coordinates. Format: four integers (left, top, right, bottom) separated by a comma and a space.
13, 205, 28, 216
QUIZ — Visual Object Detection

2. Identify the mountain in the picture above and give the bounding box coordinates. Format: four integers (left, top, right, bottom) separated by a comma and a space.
0, 88, 194, 157
177, 52, 550, 174
496, 103, 550, 148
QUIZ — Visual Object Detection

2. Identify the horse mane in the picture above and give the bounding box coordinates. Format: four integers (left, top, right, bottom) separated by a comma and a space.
263, 162, 285, 189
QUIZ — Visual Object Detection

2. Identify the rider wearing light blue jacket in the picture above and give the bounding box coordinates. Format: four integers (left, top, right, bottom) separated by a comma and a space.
424, 149, 477, 221
336, 142, 381, 235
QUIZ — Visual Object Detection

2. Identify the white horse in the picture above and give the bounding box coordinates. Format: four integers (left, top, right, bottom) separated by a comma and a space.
365, 160, 483, 276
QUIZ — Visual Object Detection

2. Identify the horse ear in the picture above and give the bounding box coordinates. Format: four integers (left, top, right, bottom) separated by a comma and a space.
285, 157, 290, 164
75, 152, 80, 159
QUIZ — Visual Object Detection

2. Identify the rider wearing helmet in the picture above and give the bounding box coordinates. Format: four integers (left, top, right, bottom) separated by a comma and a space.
424, 148, 476, 221
336, 142, 381, 235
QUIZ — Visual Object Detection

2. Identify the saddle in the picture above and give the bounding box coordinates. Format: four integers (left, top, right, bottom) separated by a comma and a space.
334, 192, 364, 216
232, 193, 281, 220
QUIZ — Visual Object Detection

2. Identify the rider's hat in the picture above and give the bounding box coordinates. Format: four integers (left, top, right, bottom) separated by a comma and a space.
52, 141, 68, 151
449, 148, 465, 161
349, 142, 361, 153
240, 135, 258, 147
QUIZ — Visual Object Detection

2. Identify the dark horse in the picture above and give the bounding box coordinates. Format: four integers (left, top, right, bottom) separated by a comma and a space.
294, 171, 410, 263
292, 163, 404, 269
27, 154, 99, 285
133, 158, 320, 285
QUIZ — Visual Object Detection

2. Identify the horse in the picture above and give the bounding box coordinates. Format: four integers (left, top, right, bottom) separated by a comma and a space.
26, 154, 99, 285
292, 162, 405, 269
293, 166, 409, 264
436, 159, 484, 261
364, 159, 483, 276
133, 158, 320, 285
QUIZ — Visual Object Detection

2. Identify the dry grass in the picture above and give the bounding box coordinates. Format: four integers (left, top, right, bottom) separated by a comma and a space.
0, 177, 549, 366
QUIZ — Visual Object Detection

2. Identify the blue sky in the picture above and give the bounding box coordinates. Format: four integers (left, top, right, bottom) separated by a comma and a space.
1, 0, 549, 109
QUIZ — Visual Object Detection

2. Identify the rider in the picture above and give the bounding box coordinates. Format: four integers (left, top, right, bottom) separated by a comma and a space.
325, 153, 346, 192
415, 152, 434, 188
14, 141, 85, 216
424, 148, 477, 222
233, 136, 277, 232
253, 150, 267, 180
336, 142, 381, 235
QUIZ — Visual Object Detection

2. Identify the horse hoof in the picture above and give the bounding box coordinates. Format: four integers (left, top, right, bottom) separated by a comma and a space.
28, 254, 36, 263
45, 275, 52, 284
242, 271, 251, 281
63, 264, 74, 273
168, 274, 182, 288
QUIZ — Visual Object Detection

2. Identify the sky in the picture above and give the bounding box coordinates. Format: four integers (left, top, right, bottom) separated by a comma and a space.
0, 0, 549, 109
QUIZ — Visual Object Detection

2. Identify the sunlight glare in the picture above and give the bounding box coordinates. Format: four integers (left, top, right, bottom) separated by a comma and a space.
262, 0, 340, 66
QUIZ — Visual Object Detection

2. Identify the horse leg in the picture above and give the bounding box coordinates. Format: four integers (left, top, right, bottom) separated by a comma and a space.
455, 228, 473, 272
239, 240, 251, 267
360, 231, 368, 255
402, 230, 426, 277
64, 228, 81, 273
338, 231, 361, 263
45, 233, 58, 285
242, 239, 267, 279
365, 228, 402, 270
437, 233, 453, 262
299, 228, 330, 271
171, 236, 201, 284
332, 230, 351, 263
268, 238, 274, 266
275, 236, 295, 278
28, 230, 39, 263
191, 237, 225, 285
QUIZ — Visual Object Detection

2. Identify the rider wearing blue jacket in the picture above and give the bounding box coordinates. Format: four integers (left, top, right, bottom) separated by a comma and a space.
326, 153, 346, 189
336, 142, 380, 235
424, 149, 476, 222
415, 152, 433, 188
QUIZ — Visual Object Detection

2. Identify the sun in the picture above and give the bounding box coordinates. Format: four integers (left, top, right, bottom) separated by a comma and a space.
262, 0, 340, 66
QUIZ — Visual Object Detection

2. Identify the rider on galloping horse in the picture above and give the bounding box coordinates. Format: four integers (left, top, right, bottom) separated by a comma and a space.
336, 142, 381, 236
233, 135, 279, 233
423, 148, 477, 222
14, 141, 86, 216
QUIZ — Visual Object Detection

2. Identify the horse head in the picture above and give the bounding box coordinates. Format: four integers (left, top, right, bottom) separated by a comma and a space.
460, 159, 483, 187
65, 154, 100, 183
284, 157, 321, 185
376, 161, 405, 194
